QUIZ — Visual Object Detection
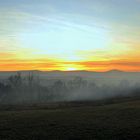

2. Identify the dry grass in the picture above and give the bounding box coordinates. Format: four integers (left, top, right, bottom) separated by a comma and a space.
0, 98, 140, 140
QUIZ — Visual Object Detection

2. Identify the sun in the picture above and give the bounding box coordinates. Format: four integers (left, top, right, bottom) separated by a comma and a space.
60, 64, 85, 71
66, 67, 77, 71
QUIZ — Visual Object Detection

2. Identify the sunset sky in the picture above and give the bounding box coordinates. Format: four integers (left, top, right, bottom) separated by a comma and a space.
0, 0, 140, 71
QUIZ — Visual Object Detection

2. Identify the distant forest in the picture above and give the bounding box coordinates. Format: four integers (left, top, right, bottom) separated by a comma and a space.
0, 72, 140, 104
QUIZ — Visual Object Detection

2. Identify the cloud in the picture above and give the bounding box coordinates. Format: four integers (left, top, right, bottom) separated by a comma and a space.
0, 1, 140, 72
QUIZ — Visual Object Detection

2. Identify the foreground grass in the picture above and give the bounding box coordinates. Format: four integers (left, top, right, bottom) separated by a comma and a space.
0, 99, 140, 140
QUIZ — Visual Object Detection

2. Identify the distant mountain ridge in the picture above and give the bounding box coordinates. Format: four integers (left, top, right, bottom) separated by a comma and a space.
105, 69, 124, 73
0, 69, 139, 74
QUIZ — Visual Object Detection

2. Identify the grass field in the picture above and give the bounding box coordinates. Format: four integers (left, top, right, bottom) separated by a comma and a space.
0, 98, 140, 140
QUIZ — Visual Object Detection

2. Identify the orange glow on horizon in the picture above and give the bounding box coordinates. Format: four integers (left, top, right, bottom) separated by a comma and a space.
0, 58, 140, 72
0, 0, 140, 72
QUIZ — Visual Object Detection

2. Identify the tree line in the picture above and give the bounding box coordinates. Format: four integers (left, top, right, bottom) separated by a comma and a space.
0, 72, 139, 104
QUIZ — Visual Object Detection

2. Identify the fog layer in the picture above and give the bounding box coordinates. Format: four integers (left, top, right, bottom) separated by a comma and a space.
0, 71, 140, 104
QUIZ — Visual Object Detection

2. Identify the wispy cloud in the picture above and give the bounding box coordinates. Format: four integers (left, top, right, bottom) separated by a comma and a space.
0, 0, 140, 71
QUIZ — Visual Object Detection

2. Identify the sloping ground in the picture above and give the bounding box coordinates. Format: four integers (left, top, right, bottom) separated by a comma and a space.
0, 98, 140, 140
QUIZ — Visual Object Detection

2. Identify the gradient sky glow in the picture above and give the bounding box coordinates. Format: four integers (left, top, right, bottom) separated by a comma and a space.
0, 0, 140, 71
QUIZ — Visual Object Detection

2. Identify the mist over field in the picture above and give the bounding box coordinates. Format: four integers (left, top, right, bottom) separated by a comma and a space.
0, 70, 140, 104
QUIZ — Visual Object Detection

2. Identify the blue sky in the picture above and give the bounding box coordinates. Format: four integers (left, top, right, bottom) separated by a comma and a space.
0, 0, 140, 71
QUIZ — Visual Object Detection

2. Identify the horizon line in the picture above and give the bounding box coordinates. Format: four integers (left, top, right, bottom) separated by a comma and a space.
0, 69, 140, 73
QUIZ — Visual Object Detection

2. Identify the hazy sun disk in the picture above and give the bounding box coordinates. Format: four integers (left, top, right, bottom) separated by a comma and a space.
59, 64, 85, 71
66, 67, 77, 71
